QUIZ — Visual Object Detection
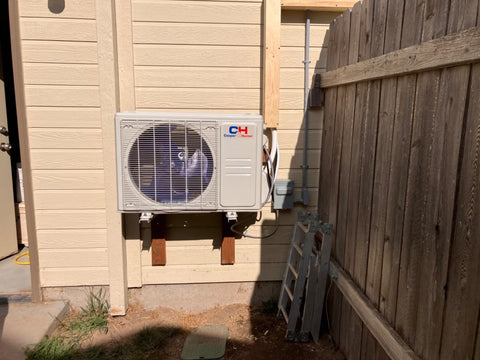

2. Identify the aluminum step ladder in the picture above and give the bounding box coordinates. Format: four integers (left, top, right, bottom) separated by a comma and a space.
278, 212, 332, 342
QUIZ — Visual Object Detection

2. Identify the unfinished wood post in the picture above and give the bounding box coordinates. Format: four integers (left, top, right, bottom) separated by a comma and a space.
263, 0, 281, 128
281, 0, 357, 11
151, 215, 167, 266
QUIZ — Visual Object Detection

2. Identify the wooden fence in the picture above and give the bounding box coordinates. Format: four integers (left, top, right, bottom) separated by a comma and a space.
318, 0, 480, 359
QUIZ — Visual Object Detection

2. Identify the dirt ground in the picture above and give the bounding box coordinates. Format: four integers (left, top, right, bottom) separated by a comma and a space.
79, 303, 345, 360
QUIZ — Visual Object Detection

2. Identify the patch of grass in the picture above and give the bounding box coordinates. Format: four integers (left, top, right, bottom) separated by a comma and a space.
66, 289, 109, 335
26, 289, 109, 360
25, 326, 182, 360
261, 298, 279, 314
24, 335, 77, 360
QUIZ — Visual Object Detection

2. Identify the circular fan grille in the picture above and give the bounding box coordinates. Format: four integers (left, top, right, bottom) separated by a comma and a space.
128, 124, 214, 203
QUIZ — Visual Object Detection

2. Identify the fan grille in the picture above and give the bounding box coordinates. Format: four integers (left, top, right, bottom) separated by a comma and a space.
121, 119, 217, 210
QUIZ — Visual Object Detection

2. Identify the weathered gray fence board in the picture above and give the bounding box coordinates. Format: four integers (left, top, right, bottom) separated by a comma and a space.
439, 62, 480, 360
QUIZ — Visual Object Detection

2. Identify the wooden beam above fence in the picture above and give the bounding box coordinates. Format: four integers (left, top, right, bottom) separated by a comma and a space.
263, 0, 281, 128
320, 26, 480, 88
281, 0, 356, 11
329, 260, 421, 360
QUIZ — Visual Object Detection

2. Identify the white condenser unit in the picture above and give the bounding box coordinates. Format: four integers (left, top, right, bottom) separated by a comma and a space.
116, 112, 264, 213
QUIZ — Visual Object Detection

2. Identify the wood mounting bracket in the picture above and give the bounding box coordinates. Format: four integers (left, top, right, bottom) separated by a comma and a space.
151, 215, 166, 266
221, 214, 235, 265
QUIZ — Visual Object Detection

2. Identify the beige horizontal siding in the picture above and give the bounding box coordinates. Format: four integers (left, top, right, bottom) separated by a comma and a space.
281, 25, 328, 47
23, 64, 99, 86
34, 190, 106, 210
281, 47, 327, 68
135, 68, 322, 90
38, 248, 108, 268
35, 210, 107, 230
279, 109, 323, 130
26, 108, 102, 128
22, 41, 98, 64
147, 244, 289, 265
277, 169, 320, 188
134, 45, 261, 67
29, 129, 103, 149
280, 68, 323, 89
142, 263, 285, 284
279, 89, 308, 109
19, 0, 96, 19
17, 5, 109, 288
135, 67, 261, 88
24, 85, 100, 107
132, 0, 262, 24
136, 88, 261, 110
133, 23, 262, 46
30, 150, 104, 170
37, 229, 108, 249
278, 129, 322, 150
20, 18, 97, 42
136, 89, 307, 110
279, 149, 320, 169
32, 170, 105, 190
40, 268, 109, 287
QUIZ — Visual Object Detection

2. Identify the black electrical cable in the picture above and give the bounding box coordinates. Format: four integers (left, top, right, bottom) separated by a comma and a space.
230, 209, 280, 239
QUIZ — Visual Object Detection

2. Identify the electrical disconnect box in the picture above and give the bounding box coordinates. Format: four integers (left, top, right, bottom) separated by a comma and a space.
274, 180, 295, 210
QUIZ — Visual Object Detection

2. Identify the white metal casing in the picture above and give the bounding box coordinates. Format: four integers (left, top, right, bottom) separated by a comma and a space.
115, 112, 264, 213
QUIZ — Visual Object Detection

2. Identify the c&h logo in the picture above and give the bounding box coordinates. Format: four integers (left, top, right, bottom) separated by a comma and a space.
224, 125, 253, 138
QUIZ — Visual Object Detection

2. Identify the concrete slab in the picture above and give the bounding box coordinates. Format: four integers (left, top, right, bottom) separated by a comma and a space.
0, 247, 31, 294
0, 301, 68, 360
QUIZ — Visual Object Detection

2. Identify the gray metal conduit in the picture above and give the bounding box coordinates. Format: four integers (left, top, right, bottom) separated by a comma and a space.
297, 10, 310, 205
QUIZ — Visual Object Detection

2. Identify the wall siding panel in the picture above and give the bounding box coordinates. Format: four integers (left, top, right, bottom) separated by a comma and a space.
17, 4, 107, 287
24, 85, 100, 107
22, 41, 98, 64
132, 0, 262, 24
19, 0, 96, 19
20, 18, 97, 42
37, 229, 107, 249
133, 23, 262, 46
134, 45, 261, 67
26, 108, 102, 128
32, 170, 105, 190
23, 64, 99, 86
40, 268, 109, 287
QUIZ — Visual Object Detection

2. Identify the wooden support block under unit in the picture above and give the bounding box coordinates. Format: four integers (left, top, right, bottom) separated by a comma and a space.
151, 215, 166, 266
221, 214, 235, 265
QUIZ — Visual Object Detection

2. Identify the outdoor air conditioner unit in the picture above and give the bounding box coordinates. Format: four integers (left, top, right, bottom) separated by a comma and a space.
115, 112, 264, 213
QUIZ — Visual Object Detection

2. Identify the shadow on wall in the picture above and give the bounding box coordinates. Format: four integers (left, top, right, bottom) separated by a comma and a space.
249, 16, 333, 339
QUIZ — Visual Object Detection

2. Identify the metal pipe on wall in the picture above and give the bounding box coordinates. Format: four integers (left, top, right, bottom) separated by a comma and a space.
297, 10, 311, 205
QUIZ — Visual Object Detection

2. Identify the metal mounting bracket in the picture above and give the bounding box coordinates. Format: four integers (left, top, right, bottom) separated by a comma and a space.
225, 211, 238, 222
139, 212, 154, 223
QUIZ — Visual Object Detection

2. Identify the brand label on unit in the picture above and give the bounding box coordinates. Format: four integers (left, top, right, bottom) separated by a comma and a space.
223, 125, 253, 138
